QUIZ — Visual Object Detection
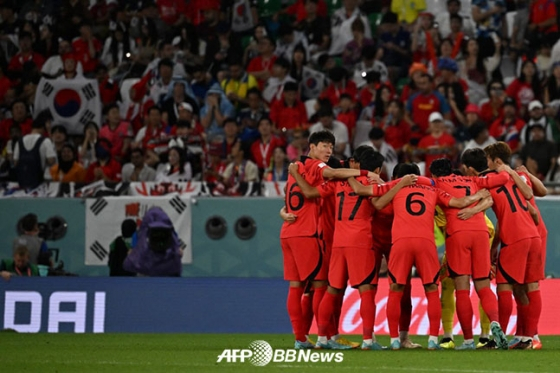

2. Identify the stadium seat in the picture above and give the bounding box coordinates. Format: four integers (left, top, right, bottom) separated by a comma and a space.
368, 13, 383, 36
353, 120, 373, 149
305, 98, 318, 119
257, 0, 282, 18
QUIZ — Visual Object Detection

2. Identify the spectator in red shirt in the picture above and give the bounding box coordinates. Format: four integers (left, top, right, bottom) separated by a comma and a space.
246, 36, 277, 90
528, 0, 559, 49
480, 80, 505, 125
418, 112, 456, 176
99, 104, 133, 162
96, 64, 120, 106
506, 59, 541, 118
250, 117, 286, 174
405, 73, 451, 134
489, 97, 525, 153
336, 93, 357, 141
156, 0, 186, 26
72, 23, 102, 75
320, 66, 357, 108
269, 81, 307, 131
8, 31, 45, 80
380, 99, 411, 156
85, 138, 122, 183
0, 100, 33, 150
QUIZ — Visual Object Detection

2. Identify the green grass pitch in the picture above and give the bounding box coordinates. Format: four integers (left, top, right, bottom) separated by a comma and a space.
1, 333, 559, 373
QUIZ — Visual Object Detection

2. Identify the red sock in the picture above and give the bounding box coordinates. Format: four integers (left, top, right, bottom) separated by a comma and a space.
526, 290, 542, 338
287, 286, 305, 341
399, 283, 412, 333
312, 286, 327, 329
498, 290, 513, 333
360, 289, 376, 341
478, 286, 499, 323
387, 290, 403, 338
515, 297, 526, 337
318, 291, 336, 337
455, 290, 473, 340
426, 290, 442, 337
301, 292, 314, 336
329, 292, 344, 338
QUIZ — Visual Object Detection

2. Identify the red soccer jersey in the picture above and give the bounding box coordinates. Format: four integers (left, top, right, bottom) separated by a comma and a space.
372, 203, 394, 245
250, 136, 286, 170
530, 0, 558, 33
99, 121, 133, 158
247, 55, 277, 90
485, 171, 540, 245
320, 81, 358, 108
72, 38, 102, 74
332, 176, 374, 249
418, 133, 456, 176
406, 92, 448, 133
434, 172, 508, 235
391, 184, 452, 243
280, 157, 328, 238
269, 99, 308, 130
317, 181, 336, 245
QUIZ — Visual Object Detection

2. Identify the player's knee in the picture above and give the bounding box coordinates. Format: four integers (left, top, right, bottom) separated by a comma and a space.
423, 283, 438, 293
453, 275, 470, 290
390, 283, 405, 292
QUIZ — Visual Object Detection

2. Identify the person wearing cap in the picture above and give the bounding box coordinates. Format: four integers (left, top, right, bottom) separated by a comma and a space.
246, 36, 277, 90
400, 62, 427, 102
49, 142, 86, 183
262, 57, 296, 104
405, 73, 451, 134
41, 38, 84, 78
7, 31, 45, 79
200, 83, 236, 142
520, 100, 554, 146
221, 55, 258, 107
160, 79, 199, 126
520, 122, 558, 180
72, 23, 102, 76
269, 82, 307, 132
418, 112, 456, 176
489, 97, 525, 152
99, 104, 133, 162
380, 12, 411, 83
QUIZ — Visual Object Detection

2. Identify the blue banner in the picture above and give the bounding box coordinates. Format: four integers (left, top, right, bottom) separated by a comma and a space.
0, 278, 291, 333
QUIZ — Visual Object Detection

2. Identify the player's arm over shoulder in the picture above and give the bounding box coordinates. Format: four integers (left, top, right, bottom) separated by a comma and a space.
445, 188, 490, 208
474, 171, 508, 189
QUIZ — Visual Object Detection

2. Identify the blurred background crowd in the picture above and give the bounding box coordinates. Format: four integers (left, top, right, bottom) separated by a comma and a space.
1, 0, 560, 194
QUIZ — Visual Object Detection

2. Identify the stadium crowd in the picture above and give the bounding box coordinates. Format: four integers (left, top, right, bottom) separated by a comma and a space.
0, 0, 560, 193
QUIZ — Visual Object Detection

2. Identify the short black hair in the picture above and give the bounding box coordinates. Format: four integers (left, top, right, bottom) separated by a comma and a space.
284, 81, 299, 92
429, 158, 453, 177
131, 147, 144, 157
158, 58, 174, 69
51, 125, 68, 136
33, 109, 52, 129
274, 57, 290, 70
21, 213, 38, 232
121, 219, 137, 238
104, 103, 119, 114
246, 87, 262, 98
382, 12, 398, 24
148, 105, 161, 114
368, 127, 384, 140
468, 121, 487, 139
339, 93, 353, 101
396, 163, 421, 177
450, 14, 463, 23
327, 156, 343, 169
461, 148, 488, 172
309, 130, 335, 146
176, 120, 191, 128
355, 147, 385, 172
223, 117, 238, 126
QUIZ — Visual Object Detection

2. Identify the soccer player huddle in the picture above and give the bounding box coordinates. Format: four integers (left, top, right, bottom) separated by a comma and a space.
279, 130, 546, 351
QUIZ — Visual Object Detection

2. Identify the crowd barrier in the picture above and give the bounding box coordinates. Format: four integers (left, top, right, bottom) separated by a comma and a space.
1, 278, 559, 334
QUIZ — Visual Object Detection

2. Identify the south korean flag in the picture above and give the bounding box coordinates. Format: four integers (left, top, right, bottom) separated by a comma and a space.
34, 77, 102, 135
301, 66, 326, 100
